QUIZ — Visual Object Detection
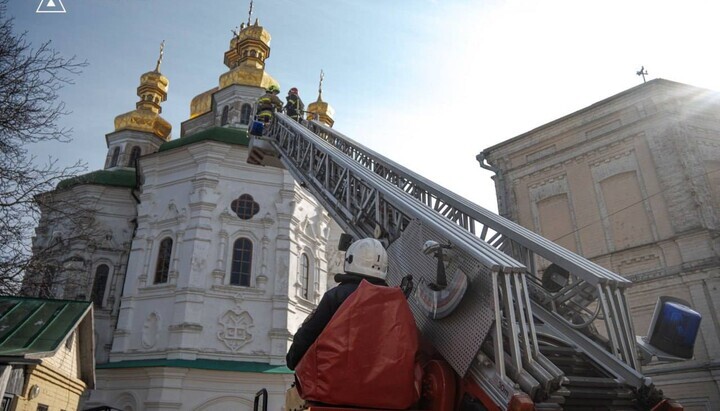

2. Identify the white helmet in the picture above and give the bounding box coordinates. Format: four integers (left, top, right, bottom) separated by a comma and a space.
344, 238, 388, 280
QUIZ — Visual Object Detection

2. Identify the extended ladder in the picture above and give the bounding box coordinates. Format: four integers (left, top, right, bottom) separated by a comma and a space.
249, 114, 663, 409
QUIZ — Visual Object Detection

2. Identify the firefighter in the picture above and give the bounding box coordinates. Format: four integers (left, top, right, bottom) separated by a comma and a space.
286, 238, 388, 370
256, 84, 283, 123
284, 87, 305, 122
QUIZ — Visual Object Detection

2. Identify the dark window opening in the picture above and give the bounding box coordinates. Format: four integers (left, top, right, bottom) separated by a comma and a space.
154, 238, 173, 284
230, 238, 253, 286
300, 253, 310, 299
128, 146, 141, 167
240, 104, 252, 125
110, 147, 120, 167
231, 194, 260, 220
221, 105, 230, 126
91, 264, 110, 307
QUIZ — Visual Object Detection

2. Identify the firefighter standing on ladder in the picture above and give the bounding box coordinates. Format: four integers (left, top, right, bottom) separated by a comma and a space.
284, 87, 305, 122
256, 84, 283, 123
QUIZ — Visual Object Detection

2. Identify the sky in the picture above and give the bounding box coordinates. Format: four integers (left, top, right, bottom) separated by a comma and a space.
7, 0, 720, 212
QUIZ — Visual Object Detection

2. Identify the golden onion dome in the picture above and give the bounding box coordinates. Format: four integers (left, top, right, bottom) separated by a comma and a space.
189, 87, 218, 119
220, 19, 276, 90
114, 108, 172, 140
113, 42, 172, 140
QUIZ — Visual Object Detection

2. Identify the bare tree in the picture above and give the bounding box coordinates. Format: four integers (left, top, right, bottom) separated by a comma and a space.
0, 0, 88, 294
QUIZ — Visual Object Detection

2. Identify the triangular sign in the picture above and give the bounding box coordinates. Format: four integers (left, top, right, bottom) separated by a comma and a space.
37, 0, 66, 13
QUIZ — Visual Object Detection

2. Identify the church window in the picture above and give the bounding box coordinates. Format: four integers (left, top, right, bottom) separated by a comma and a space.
231, 194, 260, 220
154, 238, 173, 284
128, 146, 141, 167
110, 147, 120, 167
250, 50, 257, 58
38, 265, 57, 298
300, 253, 310, 299
230, 238, 253, 286
91, 264, 110, 307
240, 104, 252, 125
221, 105, 230, 126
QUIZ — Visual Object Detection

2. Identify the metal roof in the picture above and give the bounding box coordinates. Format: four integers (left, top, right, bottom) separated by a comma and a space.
0, 296, 92, 358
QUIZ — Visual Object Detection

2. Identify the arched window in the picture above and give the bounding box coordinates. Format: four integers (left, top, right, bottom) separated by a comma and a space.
300, 253, 310, 299
221, 105, 230, 126
230, 238, 253, 286
154, 238, 173, 284
110, 147, 120, 167
128, 146, 141, 167
240, 104, 252, 125
91, 264, 110, 307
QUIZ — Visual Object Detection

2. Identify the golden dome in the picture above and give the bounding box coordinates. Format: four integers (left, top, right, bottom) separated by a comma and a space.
220, 19, 276, 90
224, 19, 271, 70
114, 42, 172, 140
307, 96, 335, 128
306, 70, 334, 127
219, 67, 278, 90
114, 108, 172, 140
189, 87, 218, 119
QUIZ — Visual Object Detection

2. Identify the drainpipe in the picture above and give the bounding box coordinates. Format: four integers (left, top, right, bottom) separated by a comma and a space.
476, 151, 509, 219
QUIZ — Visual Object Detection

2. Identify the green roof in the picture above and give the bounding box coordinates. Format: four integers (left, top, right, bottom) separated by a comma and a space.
97, 358, 292, 374
57, 169, 136, 190
0, 296, 92, 358
159, 127, 250, 152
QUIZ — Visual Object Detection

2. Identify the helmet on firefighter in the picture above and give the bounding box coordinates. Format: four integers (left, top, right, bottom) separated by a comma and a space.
344, 238, 388, 280
267, 84, 280, 94
289, 87, 298, 95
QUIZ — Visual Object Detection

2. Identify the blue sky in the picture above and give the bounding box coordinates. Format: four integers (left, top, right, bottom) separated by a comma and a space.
7, 0, 720, 211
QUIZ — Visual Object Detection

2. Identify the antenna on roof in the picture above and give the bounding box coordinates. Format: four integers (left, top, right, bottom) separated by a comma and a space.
247, 0, 254, 27
636, 66, 648, 83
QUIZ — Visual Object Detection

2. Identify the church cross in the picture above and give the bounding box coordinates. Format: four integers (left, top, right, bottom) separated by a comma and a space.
636, 66, 648, 83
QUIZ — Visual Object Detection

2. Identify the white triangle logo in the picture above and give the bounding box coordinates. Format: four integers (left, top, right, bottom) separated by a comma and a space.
37, 0, 66, 13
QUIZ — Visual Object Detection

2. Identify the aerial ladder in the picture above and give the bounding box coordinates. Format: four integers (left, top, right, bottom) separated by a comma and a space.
248, 113, 695, 411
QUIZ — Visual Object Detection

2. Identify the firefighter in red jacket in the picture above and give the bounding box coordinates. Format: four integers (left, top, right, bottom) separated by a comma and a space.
286, 238, 388, 370
256, 84, 283, 123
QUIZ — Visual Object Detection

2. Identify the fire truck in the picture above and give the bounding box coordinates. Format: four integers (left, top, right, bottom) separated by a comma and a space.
248, 114, 701, 411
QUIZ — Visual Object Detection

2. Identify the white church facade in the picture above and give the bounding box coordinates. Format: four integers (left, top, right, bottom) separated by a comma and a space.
29, 19, 341, 411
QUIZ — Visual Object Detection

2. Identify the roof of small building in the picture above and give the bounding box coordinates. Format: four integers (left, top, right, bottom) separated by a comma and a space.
158, 127, 250, 153
56, 169, 137, 190
0, 296, 95, 387
0, 296, 91, 357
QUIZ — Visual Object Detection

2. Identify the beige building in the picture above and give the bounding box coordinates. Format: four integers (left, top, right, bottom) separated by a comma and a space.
0, 297, 95, 411
480, 79, 720, 410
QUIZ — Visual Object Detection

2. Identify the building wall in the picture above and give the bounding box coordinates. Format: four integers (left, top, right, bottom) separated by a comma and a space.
90, 368, 293, 411
12, 335, 87, 411
482, 80, 720, 407
30, 184, 137, 366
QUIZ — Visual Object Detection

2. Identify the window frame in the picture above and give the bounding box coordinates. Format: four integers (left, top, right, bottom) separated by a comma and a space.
110, 146, 120, 167
229, 237, 253, 287
154, 237, 173, 284
299, 253, 310, 299
221, 105, 230, 126
91, 264, 110, 308
128, 146, 142, 167
240, 103, 252, 125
